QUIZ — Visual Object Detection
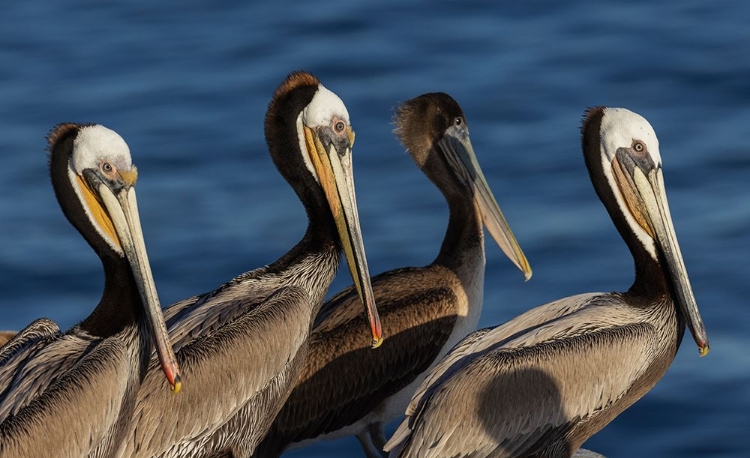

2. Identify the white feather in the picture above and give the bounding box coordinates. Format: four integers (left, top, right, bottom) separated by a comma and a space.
297, 84, 351, 184
68, 124, 133, 256
599, 108, 661, 261
71, 124, 132, 173
302, 84, 349, 127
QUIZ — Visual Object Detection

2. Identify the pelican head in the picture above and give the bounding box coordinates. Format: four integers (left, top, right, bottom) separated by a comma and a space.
394, 92, 532, 280
49, 123, 182, 391
584, 107, 708, 356
265, 72, 382, 348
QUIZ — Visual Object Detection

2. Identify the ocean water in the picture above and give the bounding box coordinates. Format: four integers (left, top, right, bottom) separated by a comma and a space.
1, 1, 748, 457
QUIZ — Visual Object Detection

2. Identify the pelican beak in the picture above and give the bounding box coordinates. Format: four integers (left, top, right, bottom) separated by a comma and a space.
90, 168, 183, 391
612, 150, 709, 356
303, 125, 383, 348
439, 126, 532, 280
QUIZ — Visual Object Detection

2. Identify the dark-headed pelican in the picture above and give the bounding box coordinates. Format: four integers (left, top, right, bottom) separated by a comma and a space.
253, 93, 531, 458
119, 71, 382, 458
384, 107, 708, 458
0, 124, 180, 457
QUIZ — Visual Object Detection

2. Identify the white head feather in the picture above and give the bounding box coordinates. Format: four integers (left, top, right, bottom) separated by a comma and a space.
302, 84, 350, 127
297, 84, 351, 182
71, 125, 132, 174
599, 107, 662, 260
68, 124, 133, 255
599, 108, 661, 166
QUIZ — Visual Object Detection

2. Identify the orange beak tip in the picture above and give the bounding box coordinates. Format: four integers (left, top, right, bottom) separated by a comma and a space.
371, 335, 384, 349
170, 374, 182, 394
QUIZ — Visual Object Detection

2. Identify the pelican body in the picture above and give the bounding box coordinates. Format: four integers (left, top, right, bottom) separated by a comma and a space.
384, 107, 709, 458
0, 124, 180, 457
253, 93, 531, 458
119, 71, 382, 458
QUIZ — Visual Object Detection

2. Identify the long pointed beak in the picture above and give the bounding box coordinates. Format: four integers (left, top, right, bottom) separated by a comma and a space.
97, 175, 183, 390
304, 125, 383, 348
439, 127, 532, 280
613, 151, 709, 356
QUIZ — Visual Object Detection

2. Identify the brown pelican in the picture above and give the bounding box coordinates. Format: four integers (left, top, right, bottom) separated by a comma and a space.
0, 124, 181, 457
384, 106, 709, 458
252, 92, 531, 458
118, 71, 382, 458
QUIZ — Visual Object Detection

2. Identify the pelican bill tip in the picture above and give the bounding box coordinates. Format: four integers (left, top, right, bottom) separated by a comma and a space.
372, 334, 384, 349
511, 251, 532, 282
170, 374, 182, 394
699, 344, 710, 357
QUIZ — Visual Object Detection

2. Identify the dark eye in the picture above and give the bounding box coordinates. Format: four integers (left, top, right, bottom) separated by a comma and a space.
335, 121, 346, 133
455, 117, 463, 126
101, 162, 113, 173
633, 140, 646, 153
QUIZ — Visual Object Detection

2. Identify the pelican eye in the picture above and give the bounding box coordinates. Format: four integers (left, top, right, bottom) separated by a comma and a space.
632, 140, 646, 153
334, 121, 346, 133
101, 162, 114, 173
454, 117, 463, 127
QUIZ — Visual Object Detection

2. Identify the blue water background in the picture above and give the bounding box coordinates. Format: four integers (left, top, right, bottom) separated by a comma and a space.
1, 1, 748, 456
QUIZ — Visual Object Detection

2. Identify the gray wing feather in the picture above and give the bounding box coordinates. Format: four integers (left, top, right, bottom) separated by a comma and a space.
0, 318, 63, 421
0, 318, 59, 365
0, 337, 131, 457
0, 326, 98, 422
402, 293, 600, 421
403, 326, 492, 419
164, 276, 277, 353
388, 295, 655, 458
122, 286, 311, 457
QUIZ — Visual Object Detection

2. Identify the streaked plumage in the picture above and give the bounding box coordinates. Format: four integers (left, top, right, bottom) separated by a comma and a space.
384, 107, 709, 458
119, 71, 382, 458
254, 93, 531, 458
0, 124, 180, 457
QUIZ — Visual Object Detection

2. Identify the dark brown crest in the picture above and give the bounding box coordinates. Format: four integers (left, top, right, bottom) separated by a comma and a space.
273, 71, 321, 101
581, 107, 605, 141
46, 123, 82, 148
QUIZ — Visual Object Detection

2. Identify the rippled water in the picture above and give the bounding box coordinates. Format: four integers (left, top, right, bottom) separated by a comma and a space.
1, 1, 748, 457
